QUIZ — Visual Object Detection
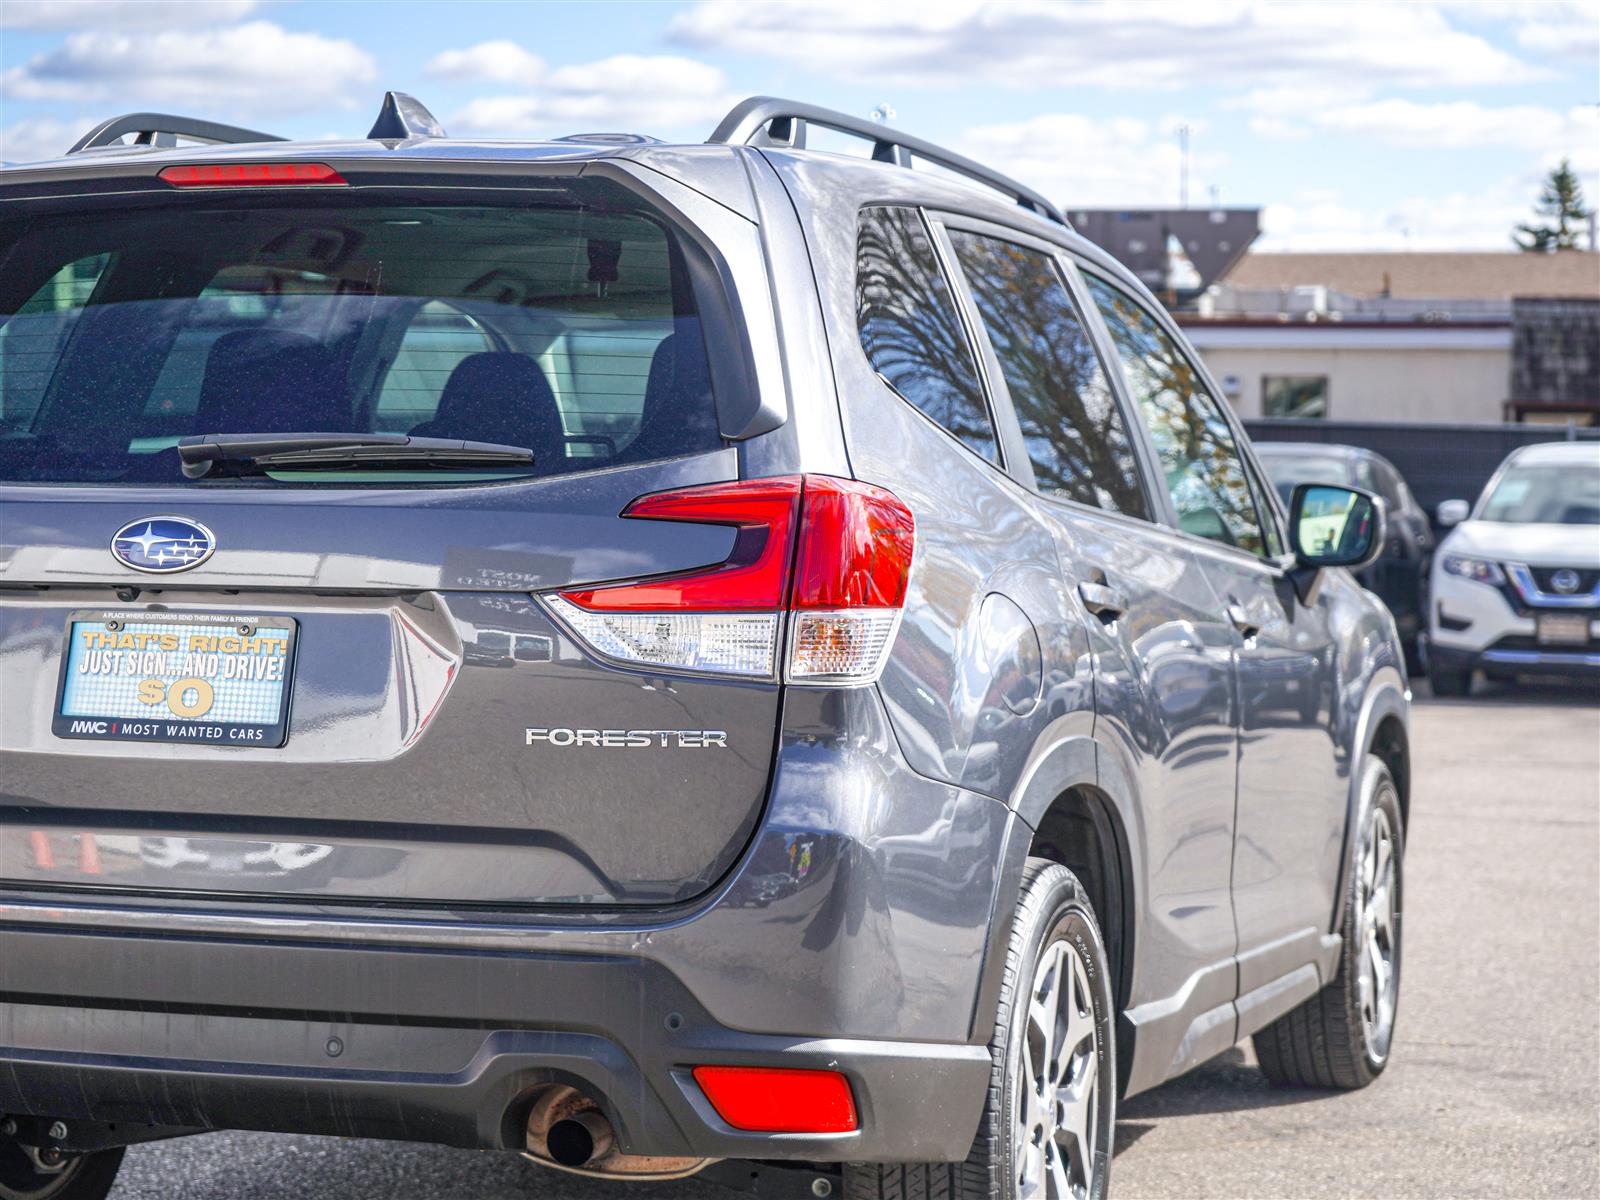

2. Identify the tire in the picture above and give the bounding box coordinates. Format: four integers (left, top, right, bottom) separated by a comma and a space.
845, 858, 1116, 1200
1402, 638, 1426, 680
1255, 756, 1404, 1089
1428, 664, 1471, 697
0, 1143, 125, 1200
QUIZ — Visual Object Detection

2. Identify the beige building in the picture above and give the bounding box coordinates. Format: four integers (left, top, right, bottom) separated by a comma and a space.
1179, 251, 1600, 426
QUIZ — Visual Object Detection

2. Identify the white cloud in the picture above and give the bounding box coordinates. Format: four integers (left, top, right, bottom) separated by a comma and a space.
0, 0, 260, 30
444, 52, 735, 138
1258, 155, 1600, 252
957, 111, 1225, 209
426, 40, 545, 85
544, 54, 725, 98
957, 99, 1597, 252
0, 116, 86, 163
1257, 188, 1532, 251
1, 21, 376, 112
1315, 99, 1599, 153
1223, 83, 1378, 118
1248, 116, 1310, 142
670, 0, 1541, 91
1440, 0, 1600, 63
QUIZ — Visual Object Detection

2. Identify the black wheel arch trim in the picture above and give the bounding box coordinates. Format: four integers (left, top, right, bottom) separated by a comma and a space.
971, 734, 1142, 1093
1333, 673, 1409, 936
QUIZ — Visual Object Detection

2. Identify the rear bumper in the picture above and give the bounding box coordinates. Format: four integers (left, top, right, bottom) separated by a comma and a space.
0, 924, 989, 1161
0, 688, 1017, 1162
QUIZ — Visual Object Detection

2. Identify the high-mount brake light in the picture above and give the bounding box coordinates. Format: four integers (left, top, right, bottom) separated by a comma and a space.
158, 163, 348, 188
545, 475, 915, 684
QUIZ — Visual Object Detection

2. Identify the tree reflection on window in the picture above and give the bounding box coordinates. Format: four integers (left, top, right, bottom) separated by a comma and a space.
856, 207, 998, 464
948, 232, 1147, 518
1086, 275, 1264, 556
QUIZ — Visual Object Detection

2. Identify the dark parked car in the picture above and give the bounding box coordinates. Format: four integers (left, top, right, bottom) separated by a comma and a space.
1256, 442, 1433, 671
0, 95, 1411, 1200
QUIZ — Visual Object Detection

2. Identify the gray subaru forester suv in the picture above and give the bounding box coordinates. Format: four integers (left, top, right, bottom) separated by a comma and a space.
0, 94, 1410, 1200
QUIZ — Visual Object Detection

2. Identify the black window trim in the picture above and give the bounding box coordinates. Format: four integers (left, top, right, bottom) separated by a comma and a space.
927, 209, 1165, 526
852, 203, 1012, 477
1074, 263, 1294, 570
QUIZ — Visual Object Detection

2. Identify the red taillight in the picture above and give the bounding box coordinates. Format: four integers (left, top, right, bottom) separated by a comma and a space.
158, 163, 348, 188
793, 475, 916, 609
692, 1065, 858, 1134
546, 475, 915, 682
561, 476, 803, 612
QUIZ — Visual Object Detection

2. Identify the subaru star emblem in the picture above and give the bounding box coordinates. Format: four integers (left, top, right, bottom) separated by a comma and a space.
110, 516, 216, 573
1550, 568, 1582, 594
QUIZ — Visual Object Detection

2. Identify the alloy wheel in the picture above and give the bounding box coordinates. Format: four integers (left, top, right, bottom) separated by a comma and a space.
1356, 805, 1400, 1063
1015, 938, 1100, 1199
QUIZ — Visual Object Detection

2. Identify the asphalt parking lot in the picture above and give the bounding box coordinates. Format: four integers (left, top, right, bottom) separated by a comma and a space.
108, 681, 1599, 1200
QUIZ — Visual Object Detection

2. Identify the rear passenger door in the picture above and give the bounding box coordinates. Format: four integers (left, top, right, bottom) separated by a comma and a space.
1082, 273, 1345, 1003
939, 220, 1245, 1084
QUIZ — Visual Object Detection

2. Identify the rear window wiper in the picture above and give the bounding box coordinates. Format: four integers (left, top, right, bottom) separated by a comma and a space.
178, 433, 535, 479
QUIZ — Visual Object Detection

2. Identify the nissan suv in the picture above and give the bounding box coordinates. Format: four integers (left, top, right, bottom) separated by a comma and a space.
1427, 440, 1600, 696
0, 94, 1411, 1200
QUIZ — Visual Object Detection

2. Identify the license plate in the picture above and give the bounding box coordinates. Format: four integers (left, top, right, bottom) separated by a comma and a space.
54, 610, 296, 747
1536, 612, 1591, 646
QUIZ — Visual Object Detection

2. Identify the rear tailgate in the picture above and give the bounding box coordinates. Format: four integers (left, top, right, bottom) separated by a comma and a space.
0, 154, 787, 908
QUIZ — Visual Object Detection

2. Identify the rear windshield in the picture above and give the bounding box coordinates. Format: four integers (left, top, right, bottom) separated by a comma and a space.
0, 197, 722, 484
1259, 453, 1354, 504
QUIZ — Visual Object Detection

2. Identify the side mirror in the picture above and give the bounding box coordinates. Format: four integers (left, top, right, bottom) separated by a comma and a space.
1436, 498, 1470, 527
1289, 483, 1385, 571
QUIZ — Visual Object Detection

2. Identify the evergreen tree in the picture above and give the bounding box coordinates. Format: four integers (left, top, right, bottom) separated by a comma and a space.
1515, 159, 1592, 252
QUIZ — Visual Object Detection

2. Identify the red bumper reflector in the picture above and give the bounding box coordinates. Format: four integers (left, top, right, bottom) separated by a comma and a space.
692, 1066, 859, 1133
158, 162, 348, 188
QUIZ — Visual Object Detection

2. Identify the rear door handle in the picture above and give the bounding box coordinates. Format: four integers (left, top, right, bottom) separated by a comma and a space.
1078, 580, 1128, 620
1228, 603, 1261, 640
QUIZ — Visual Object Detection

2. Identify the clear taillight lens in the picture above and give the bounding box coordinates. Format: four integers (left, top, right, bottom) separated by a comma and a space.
543, 599, 781, 678
543, 475, 914, 685
787, 609, 902, 681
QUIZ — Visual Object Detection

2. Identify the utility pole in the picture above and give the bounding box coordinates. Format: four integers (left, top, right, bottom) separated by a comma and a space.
1178, 123, 1191, 209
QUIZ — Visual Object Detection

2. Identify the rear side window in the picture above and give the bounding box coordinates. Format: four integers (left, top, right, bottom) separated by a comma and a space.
1085, 274, 1268, 556
946, 231, 1148, 517
856, 206, 998, 464
0, 200, 722, 485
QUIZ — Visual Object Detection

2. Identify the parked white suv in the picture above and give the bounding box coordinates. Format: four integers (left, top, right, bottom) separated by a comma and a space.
1427, 441, 1600, 696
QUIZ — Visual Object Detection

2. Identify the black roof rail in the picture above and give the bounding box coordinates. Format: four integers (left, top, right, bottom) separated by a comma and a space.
708, 96, 1068, 228
68, 113, 285, 155
367, 91, 446, 141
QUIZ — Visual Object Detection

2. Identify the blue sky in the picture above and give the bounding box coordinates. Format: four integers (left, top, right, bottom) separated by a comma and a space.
3, 0, 1597, 250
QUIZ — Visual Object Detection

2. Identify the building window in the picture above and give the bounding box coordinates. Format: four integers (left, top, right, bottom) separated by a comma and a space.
1262, 375, 1328, 419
